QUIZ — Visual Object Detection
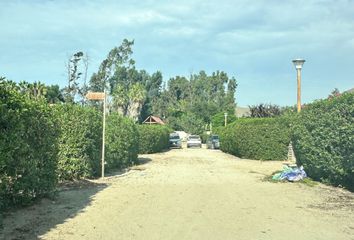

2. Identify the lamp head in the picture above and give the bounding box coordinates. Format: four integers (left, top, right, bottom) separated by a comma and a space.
292, 59, 305, 70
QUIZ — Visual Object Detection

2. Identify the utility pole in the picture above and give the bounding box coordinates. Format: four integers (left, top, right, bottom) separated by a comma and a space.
101, 89, 106, 178
224, 112, 228, 126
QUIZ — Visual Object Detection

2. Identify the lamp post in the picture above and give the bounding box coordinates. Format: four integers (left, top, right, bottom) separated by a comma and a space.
224, 112, 228, 126
292, 59, 305, 113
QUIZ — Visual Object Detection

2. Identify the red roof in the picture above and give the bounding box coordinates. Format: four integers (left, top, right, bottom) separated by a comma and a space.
143, 115, 165, 125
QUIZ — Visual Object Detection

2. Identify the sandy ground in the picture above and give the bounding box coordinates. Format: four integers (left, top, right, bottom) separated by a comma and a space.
1, 146, 354, 240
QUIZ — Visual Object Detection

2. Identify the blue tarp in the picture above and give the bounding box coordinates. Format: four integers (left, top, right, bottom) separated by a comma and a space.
272, 165, 307, 182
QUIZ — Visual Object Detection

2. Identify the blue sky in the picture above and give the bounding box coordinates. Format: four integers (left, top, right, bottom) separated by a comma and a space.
1, 0, 353, 106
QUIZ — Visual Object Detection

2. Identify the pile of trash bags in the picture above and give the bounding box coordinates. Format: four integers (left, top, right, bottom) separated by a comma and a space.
272, 165, 307, 182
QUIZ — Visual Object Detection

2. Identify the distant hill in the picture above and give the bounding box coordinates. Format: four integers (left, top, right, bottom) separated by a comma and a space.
235, 106, 250, 118
344, 88, 354, 94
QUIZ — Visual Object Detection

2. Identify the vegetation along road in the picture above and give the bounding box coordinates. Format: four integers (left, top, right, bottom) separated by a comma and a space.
2, 147, 354, 240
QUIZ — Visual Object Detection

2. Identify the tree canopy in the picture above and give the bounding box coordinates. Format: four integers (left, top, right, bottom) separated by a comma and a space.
87, 39, 238, 132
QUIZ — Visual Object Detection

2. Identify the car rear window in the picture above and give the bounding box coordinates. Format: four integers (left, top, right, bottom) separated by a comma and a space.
189, 136, 200, 140
170, 135, 180, 139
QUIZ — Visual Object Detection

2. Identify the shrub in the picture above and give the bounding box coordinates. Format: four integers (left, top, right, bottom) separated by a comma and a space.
106, 113, 139, 169
0, 81, 59, 210
200, 132, 209, 143
53, 104, 102, 180
219, 118, 291, 160
137, 125, 170, 153
291, 93, 354, 190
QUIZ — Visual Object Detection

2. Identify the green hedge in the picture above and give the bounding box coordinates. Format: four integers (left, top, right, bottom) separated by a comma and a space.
219, 118, 291, 160
53, 104, 102, 180
55, 107, 140, 179
137, 125, 170, 154
0, 82, 59, 210
106, 113, 139, 169
292, 93, 354, 190
211, 112, 237, 128
0, 79, 142, 213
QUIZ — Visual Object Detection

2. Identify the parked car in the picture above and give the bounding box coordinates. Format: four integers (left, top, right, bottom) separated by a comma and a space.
169, 133, 182, 149
187, 135, 202, 148
206, 134, 220, 149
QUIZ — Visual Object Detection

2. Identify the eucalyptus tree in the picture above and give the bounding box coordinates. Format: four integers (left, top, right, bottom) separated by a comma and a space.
89, 39, 135, 113
89, 39, 135, 93
64, 51, 86, 103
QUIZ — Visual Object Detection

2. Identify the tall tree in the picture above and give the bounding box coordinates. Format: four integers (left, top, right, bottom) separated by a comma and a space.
90, 39, 152, 121
65, 51, 84, 102
89, 39, 135, 93
140, 71, 163, 121
45, 85, 65, 104
152, 70, 238, 133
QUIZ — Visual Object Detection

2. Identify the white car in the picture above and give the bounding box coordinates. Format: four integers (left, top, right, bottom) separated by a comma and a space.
187, 135, 202, 148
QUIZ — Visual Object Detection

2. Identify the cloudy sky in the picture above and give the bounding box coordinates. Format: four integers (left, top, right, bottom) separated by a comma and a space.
1, 0, 353, 106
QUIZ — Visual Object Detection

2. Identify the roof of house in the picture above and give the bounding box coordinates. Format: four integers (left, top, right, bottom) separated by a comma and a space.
143, 115, 165, 125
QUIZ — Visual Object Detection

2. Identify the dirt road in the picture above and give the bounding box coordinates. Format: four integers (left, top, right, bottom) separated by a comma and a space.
2, 147, 354, 240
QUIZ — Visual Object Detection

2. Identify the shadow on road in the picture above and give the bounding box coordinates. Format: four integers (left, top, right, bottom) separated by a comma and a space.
1, 180, 108, 240
137, 157, 152, 165
1, 157, 154, 239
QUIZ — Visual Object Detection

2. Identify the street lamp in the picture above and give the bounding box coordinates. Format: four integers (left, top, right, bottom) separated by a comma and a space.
292, 59, 305, 113
224, 112, 228, 126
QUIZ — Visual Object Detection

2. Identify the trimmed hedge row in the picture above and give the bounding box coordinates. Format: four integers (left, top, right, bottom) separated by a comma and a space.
291, 92, 354, 190
53, 104, 102, 180
219, 118, 291, 160
54, 107, 139, 179
137, 125, 170, 154
0, 80, 141, 212
0, 83, 59, 210
106, 113, 139, 168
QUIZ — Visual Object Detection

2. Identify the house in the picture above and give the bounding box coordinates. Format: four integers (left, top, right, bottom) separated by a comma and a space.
235, 106, 251, 118
143, 115, 165, 125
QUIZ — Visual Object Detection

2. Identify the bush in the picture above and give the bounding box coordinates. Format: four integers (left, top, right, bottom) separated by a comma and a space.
106, 113, 139, 169
200, 132, 209, 143
53, 104, 102, 180
291, 93, 354, 190
219, 118, 291, 160
0, 81, 59, 210
137, 125, 170, 153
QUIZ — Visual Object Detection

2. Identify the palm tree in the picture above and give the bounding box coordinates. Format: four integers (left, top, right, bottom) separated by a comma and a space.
127, 83, 146, 121
19, 81, 32, 98
19, 81, 47, 100
31, 81, 47, 99
112, 85, 129, 115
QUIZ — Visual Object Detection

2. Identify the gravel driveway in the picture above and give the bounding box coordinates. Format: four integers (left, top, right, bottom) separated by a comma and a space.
2, 147, 354, 240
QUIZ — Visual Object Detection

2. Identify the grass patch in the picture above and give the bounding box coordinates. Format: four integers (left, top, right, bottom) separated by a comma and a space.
299, 178, 318, 187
